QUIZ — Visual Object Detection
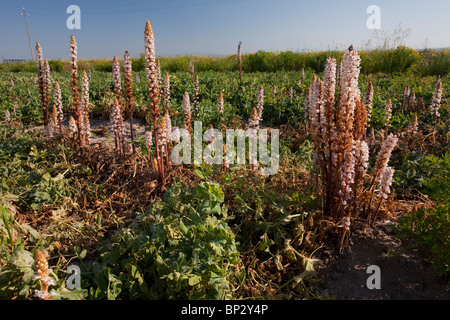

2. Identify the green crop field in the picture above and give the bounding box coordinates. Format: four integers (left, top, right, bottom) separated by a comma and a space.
0, 21, 449, 301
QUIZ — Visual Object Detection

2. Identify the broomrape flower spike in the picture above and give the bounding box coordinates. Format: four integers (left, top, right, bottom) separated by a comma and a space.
51, 105, 58, 136
172, 126, 180, 144
402, 85, 410, 111
364, 82, 374, 123
183, 91, 191, 133
306, 45, 398, 226
160, 111, 172, 163
145, 130, 153, 147
218, 90, 224, 114
379, 166, 395, 199
144, 20, 159, 107
323, 58, 336, 109
407, 114, 418, 136
70, 35, 82, 147
339, 143, 356, 206
364, 133, 398, 223
372, 133, 398, 185
112, 55, 123, 111
249, 107, 260, 130
337, 45, 360, 138
157, 111, 172, 152
342, 217, 351, 231
189, 60, 194, 76
43, 59, 52, 137
35, 42, 50, 139
371, 165, 396, 224
157, 116, 166, 150
54, 81, 63, 133
123, 50, 135, 146
430, 79, 442, 125
144, 20, 164, 179
323, 57, 336, 143
33, 250, 56, 300
355, 139, 369, 168
249, 107, 259, 170
69, 116, 77, 135
111, 98, 127, 154
339, 216, 351, 253
81, 70, 91, 146
145, 131, 153, 159
309, 76, 324, 144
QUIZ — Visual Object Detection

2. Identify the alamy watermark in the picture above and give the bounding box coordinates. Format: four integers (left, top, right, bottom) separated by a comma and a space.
67, 5, 81, 30
63, 263, 381, 292
366, 265, 381, 289
66, 265, 81, 290
367, 5, 381, 30
170, 122, 280, 175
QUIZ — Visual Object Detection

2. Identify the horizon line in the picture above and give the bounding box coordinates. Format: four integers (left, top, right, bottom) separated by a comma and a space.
3, 45, 450, 62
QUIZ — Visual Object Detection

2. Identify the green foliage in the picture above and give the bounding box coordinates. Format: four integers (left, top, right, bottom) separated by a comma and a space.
360, 46, 422, 74
421, 153, 450, 203
394, 151, 429, 195
397, 153, 450, 282
224, 151, 317, 258
92, 60, 113, 73
0, 204, 88, 300
0, 126, 74, 212
417, 50, 450, 76
243, 50, 342, 73
1, 46, 440, 75
48, 60, 66, 73
0, 240, 37, 299
1, 61, 37, 73
85, 180, 240, 300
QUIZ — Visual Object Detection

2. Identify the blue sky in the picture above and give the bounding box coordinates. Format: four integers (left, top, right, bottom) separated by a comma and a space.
1, 0, 450, 60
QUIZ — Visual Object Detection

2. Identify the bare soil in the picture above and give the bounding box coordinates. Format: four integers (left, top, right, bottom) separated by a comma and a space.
318, 220, 450, 300
86, 117, 149, 146
27, 117, 149, 146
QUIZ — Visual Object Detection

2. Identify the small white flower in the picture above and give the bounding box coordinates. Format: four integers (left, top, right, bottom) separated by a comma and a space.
342, 217, 351, 230
145, 131, 153, 148
32, 270, 42, 281
43, 275, 55, 286
34, 290, 49, 299
172, 127, 180, 144
380, 166, 395, 199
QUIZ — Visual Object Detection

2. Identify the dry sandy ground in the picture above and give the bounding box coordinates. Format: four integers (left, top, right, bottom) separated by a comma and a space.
85, 117, 149, 146
318, 220, 450, 300
27, 116, 150, 146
